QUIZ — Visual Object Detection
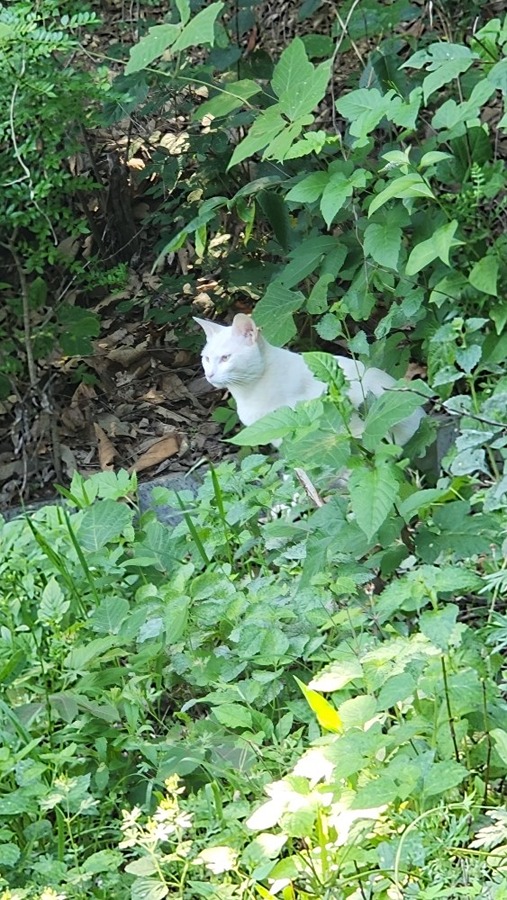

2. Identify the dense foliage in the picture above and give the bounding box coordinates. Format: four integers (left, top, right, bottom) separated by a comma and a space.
2, 0, 507, 897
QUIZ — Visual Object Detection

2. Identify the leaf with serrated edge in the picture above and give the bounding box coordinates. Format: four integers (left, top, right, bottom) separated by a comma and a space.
349, 464, 399, 541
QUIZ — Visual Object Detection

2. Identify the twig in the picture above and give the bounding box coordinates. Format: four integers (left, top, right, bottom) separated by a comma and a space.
294, 468, 325, 508
7, 240, 38, 390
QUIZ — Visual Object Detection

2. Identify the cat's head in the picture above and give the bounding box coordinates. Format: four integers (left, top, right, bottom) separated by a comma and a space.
194, 313, 266, 388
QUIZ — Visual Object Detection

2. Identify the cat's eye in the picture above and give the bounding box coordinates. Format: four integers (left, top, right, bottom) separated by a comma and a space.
203, 355, 209, 363
220, 354, 231, 363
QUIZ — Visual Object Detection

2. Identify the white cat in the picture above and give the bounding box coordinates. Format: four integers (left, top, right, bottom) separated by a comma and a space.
194, 313, 424, 445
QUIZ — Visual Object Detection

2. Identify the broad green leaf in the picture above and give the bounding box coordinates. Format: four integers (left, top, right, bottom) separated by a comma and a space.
78, 500, 133, 552
83, 850, 123, 874
455, 344, 482, 373
336, 87, 388, 140
368, 173, 434, 217
277, 236, 337, 288
363, 221, 402, 269
131, 878, 168, 900
272, 38, 331, 120
39, 576, 69, 624
264, 115, 313, 161
361, 384, 426, 450
432, 80, 495, 131
303, 351, 346, 393
286, 171, 329, 203
175, 0, 190, 25
196, 79, 261, 120
253, 282, 305, 344
73, 695, 120, 723
284, 130, 328, 159
491, 729, 507, 765
490, 303, 507, 335
422, 58, 475, 103
228, 107, 286, 169
126, 858, 158, 877
213, 704, 253, 729
418, 150, 453, 168
398, 488, 448, 521
310, 658, 363, 691
258, 191, 291, 250
308, 275, 335, 315
229, 402, 322, 447
419, 604, 460, 649
349, 463, 400, 541
402, 42, 475, 70
295, 677, 343, 732
405, 220, 461, 275
488, 58, 507, 92
172, 1, 223, 53
423, 760, 468, 797
125, 24, 180, 75
0, 844, 20, 868
320, 172, 354, 227
89, 597, 130, 634
468, 255, 499, 297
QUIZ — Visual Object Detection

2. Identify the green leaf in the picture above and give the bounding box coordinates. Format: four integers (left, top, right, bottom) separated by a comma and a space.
349, 463, 400, 541
303, 351, 346, 393
131, 878, 168, 900
125, 24, 181, 75
491, 729, 507, 766
171, 1, 224, 53
229, 402, 322, 447
286, 171, 329, 203
468, 255, 499, 297
278, 236, 337, 288
488, 58, 507, 92
0, 844, 20, 867
83, 850, 123, 874
39, 576, 69, 624
423, 760, 468, 798
213, 704, 253, 729
362, 384, 426, 450
272, 38, 331, 120
336, 88, 388, 141
398, 488, 449, 521
369, 173, 434, 217
126, 858, 158, 877
363, 221, 402, 269
490, 303, 507, 335
264, 115, 313, 161
284, 130, 328, 159
432, 80, 495, 131
419, 604, 460, 649
405, 220, 461, 275
307, 276, 335, 315
196, 79, 261, 120
320, 172, 354, 227
228, 107, 286, 169
89, 597, 130, 635
78, 500, 133, 552
418, 150, 453, 168
257, 191, 291, 249
253, 282, 305, 344
175, 0, 190, 25
422, 57, 475, 103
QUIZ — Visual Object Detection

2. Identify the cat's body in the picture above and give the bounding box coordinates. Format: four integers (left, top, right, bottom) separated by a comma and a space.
195, 314, 424, 445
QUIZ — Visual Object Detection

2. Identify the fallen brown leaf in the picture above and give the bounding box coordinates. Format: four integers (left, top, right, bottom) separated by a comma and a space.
94, 423, 117, 470
130, 433, 181, 474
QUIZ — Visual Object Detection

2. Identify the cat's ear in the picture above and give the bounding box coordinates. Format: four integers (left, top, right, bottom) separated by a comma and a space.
193, 317, 224, 340
231, 313, 259, 345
